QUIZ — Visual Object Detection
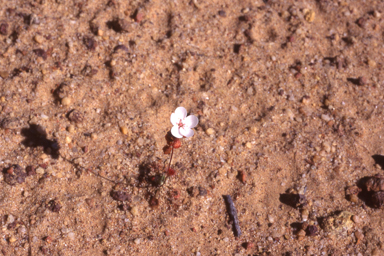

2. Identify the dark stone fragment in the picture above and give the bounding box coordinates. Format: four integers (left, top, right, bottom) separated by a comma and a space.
356, 17, 367, 28
218, 10, 226, 17
4, 165, 27, 186
33, 49, 47, 60
198, 186, 207, 196
0, 23, 8, 35
47, 200, 62, 213
187, 186, 198, 197
26, 165, 36, 176
358, 76, 367, 86
68, 110, 84, 123
110, 190, 131, 202
279, 193, 307, 208
107, 18, 131, 33
306, 225, 318, 236
7, 222, 16, 230
149, 197, 159, 209
84, 37, 97, 51
114, 45, 129, 53
371, 191, 384, 208
364, 174, 384, 192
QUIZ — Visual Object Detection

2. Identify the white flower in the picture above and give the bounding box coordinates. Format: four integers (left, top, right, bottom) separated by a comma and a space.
170, 107, 199, 138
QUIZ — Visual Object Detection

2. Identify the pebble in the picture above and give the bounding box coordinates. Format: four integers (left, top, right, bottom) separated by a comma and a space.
301, 209, 309, 221
134, 238, 141, 245
368, 59, 377, 68
206, 128, 215, 135
67, 125, 75, 133
18, 226, 26, 234
34, 35, 44, 44
352, 215, 360, 224
65, 136, 72, 144
297, 229, 306, 238
245, 142, 252, 149
322, 142, 331, 153
358, 76, 367, 86
349, 194, 359, 203
218, 10, 226, 17
373, 10, 381, 18
61, 97, 71, 106
120, 126, 129, 135
68, 232, 75, 240
267, 215, 275, 223
7, 214, 15, 224
130, 206, 139, 216
9, 236, 17, 243
250, 126, 258, 133
304, 9, 315, 22
137, 137, 144, 146
321, 114, 331, 122
91, 133, 98, 140
36, 167, 45, 174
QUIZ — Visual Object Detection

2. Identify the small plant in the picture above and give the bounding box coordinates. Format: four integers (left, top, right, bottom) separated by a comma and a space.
162, 107, 198, 180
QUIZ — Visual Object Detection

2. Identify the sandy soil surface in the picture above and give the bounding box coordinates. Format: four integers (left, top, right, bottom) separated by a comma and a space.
1, 0, 384, 255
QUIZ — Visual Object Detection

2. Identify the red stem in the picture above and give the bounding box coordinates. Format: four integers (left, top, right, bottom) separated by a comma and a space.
167, 145, 174, 173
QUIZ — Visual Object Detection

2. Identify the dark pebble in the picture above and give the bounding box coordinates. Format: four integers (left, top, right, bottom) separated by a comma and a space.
33, 49, 47, 60
114, 45, 129, 53
26, 165, 36, 176
306, 225, 318, 236
279, 193, 307, 208
356, 17, 367, 28
4, 165, 27, 186
134, 9, 145, 22
198, 186, 207, 196
0, 23, 8, 35
187, 186, 198, 197
110, 190, 131, 202
68, 110, 84, 123
84, 37, 97, 51
372, 191, 384, 208
149, 197, 159, 209
47, 200, 62, 213
364, 174, 384, 192
358, 76, 367, 86
218, 10, 226, 17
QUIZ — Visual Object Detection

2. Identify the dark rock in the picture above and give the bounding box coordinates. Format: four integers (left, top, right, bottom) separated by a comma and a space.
364, 174, 384, 192
68, 110, 84, 123
198, 186, 207, 196
26, 165, 36, 176
4, 165, 27, 186
47, 200, 62, 213
33, 49, 47, 60
110, 190, 131, 202
306, 225, 318, 236
371, 191, 384, 208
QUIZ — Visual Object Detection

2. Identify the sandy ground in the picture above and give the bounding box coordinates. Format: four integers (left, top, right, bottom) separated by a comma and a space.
1, 0, 384, 255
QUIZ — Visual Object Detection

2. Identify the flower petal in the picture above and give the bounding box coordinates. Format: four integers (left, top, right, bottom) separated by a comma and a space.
174, 107, 187, 119
185, 115, 199, 128
170, 113, 179, 126
171, 126, 183, 138
180, 127, 194, 138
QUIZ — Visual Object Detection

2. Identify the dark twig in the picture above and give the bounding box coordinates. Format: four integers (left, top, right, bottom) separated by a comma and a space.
223, 195, 241, 237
